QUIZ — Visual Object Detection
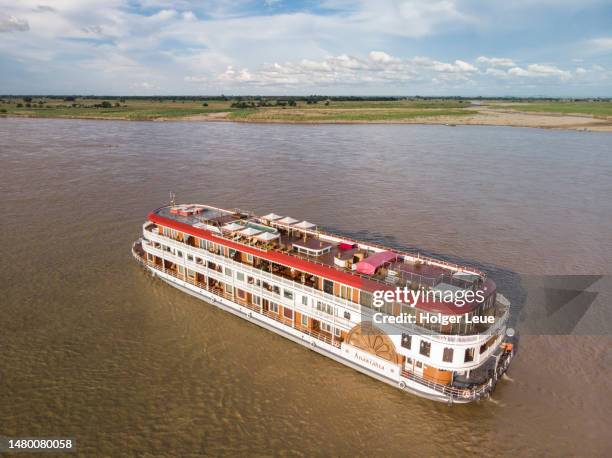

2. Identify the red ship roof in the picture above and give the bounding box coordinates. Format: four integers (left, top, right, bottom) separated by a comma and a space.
149, 212, 389, 293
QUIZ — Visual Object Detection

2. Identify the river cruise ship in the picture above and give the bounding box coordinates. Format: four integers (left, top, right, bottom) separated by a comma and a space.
132, 203, 514, 403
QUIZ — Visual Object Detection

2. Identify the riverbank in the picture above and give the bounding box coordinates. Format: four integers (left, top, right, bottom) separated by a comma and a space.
2, 98, 611, 132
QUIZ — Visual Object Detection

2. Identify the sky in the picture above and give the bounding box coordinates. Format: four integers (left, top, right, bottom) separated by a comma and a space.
0, 0, 611, 96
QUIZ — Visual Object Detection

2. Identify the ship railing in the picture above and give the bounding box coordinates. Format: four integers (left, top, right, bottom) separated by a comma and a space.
140, 233, 509, 344
133, 243, 341, 349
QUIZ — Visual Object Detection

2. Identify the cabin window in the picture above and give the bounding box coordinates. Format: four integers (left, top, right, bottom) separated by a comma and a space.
284, 289, 293, 300
226, 285, 233, 295
225, 267, 232, 276
443, 347, 454, 363
187, 254, 193, 262
343, 311, 351, 320
360, 291, 373, 308
416, 361, 422, 368
464, 348, 474, 363
321, 322, 332, 333
302, 296, 309, 306
301, 315, 308, 326
246, 254, 253, 263
269, 302, 279, 313
323, 279, 334, 295
401, 333, 412, 350
283, 308, 293, 319
419, 340, 431, 357
178, 265, 184, 274
316, 301, 334, 315
236, 289, 246, 299
199, 239, 206, 249
236, 272, 245, 282
406, 357, 413, 365
334, 327, 342, 337
252, 295, 261, 305
341, 285, 351, 300
177, 250, 183, 258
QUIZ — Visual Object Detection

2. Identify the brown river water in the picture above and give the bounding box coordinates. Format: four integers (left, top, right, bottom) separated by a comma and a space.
1, 118, 611, 456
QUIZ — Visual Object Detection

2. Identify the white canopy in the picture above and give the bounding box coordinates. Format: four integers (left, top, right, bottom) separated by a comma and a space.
238, 227, 262, 237
277, 216, 298, 225
255, 231, 280, 241
293, 220, 316, 230
262, 212, 283, 221
222, 222, 244, 232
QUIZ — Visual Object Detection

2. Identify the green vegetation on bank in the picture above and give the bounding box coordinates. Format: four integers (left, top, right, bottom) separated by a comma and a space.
0, 96, 610, 122
0, 96, 473, 121
0, 97, 231, 120
494, 101, 612, 118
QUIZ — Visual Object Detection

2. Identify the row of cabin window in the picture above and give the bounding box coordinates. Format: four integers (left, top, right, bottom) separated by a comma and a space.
177, 264, 344, 337
401, 333, 482, 363
266, 300, 341, 336
161, 226, 373, 307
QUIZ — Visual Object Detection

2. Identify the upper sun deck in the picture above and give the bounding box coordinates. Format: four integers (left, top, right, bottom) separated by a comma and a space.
148, 204, 494, 312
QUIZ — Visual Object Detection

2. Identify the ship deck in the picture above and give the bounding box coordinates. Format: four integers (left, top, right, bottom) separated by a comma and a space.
152, 204, 485, 294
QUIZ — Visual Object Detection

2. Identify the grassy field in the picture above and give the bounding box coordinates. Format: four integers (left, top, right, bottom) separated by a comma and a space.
0, 98, 232, 120
1, 97, 611, 127
493, 102, 612, 118
0, 97, 472, 122
228, 108, 472, 122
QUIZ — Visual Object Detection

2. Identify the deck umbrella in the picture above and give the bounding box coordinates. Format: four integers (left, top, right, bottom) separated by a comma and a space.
262, 213, 283, 221
293, 220, 316, 230
255, 232, 280, 241
277, 216, 298, 225
238, 227, 262, 237
222, 222, 244, 232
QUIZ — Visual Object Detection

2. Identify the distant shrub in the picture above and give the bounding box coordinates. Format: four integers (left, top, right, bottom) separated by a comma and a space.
0, 108, 7, 113
16, 103, 23, 107
202, 102, 208, 107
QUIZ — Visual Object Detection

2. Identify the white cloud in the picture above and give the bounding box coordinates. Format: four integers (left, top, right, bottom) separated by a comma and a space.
186, 52, 481, 88
507, 64, 572, 79
368, 51, 400, 64
476, 56, 516, 67
589, 37, 612, 52
0, 13, 29, 32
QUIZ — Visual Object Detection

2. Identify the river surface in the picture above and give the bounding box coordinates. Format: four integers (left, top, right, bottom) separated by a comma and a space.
1, 118, 611, 456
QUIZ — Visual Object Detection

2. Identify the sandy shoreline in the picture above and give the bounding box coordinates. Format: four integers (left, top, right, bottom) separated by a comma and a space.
3, 108, 612, 132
